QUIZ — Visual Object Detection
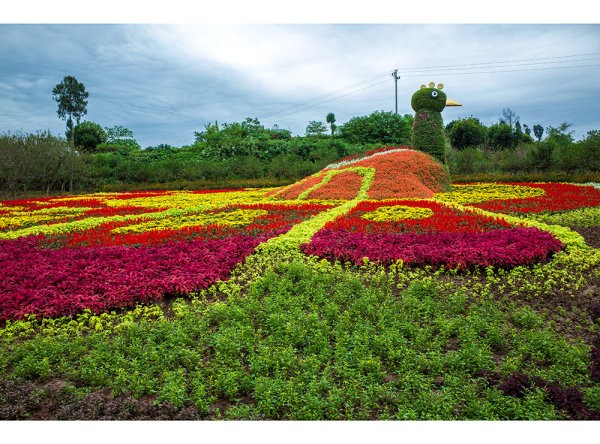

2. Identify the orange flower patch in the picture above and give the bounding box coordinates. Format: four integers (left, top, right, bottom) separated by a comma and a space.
271, 171, 328, 200
306, 170, 363, 200
354, 150, 450, 199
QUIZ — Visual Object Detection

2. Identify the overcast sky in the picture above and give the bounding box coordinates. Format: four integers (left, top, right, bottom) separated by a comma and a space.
2, 3, 600, 147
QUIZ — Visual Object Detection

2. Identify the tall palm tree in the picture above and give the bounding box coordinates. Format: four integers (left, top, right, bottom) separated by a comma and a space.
326, 112, 336, 138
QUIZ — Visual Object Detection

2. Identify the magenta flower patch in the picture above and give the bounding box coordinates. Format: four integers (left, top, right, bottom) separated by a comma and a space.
0, 235, 265, 321
301, 227, 564, 271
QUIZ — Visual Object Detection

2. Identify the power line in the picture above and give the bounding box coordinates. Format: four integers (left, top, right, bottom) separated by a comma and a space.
257, 73, 389, 120
260, 78, 391, 121
257, 52, 600, 122
392, 51, 600, 72
397, 57, 600, 73
399, 62, 600, 77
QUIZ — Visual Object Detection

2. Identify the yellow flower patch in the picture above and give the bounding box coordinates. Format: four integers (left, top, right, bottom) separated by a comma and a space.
361, 205, 433, 222
112, 209, 269, 234
104, 190, 267, 210
0, 207, 91, 230
434, 183, 545, 205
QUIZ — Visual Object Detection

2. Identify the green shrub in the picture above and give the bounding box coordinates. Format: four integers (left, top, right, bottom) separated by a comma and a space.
446, 117, 488, 149
74, 121, 107, 152
338, 111, 412, 145
487, 123, 516, 150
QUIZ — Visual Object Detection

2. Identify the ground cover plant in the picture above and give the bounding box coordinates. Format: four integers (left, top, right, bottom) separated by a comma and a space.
1, 148, 600, 420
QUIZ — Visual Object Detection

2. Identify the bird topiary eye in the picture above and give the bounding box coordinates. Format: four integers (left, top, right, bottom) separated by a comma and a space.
431, 91, 439, 98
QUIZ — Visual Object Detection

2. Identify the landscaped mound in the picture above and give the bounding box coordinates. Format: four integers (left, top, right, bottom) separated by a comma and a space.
269, 147, 450, 200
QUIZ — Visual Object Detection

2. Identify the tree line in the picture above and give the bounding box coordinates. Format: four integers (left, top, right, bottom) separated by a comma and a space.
0, 75, 598, 198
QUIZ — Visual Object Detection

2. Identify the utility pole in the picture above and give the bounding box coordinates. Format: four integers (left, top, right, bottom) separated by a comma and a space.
392, 69, 401, 114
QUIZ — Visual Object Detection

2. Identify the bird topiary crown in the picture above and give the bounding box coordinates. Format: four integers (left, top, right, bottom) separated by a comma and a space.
411, 82, 448, 113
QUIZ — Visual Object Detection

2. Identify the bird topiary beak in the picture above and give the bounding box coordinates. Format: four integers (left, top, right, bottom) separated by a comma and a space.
445, 99, 462, 107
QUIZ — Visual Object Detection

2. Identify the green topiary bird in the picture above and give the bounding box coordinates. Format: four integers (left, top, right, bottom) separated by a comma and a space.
411, 82, 461, 165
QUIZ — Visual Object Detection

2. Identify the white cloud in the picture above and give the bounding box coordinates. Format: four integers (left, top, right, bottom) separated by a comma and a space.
1, 24, 600, 146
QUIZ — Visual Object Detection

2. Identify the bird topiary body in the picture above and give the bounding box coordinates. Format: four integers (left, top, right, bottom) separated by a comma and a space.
411, 82, 460, 165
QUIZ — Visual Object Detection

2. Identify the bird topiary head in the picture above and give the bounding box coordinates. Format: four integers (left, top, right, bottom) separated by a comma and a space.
411, 82, 460, 113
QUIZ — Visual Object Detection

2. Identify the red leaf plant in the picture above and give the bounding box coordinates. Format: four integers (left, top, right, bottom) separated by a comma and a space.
301, 227, 564, 271
49, 202, 333, 248
0, 235, 266, 321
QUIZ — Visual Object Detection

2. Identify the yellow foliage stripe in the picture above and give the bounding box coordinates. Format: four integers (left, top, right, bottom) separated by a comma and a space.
258, 167, 375, 254
434, 183, 545, 205
103, 190, 268, 209
0, 190, 272, 240
361, 205, 433, 221
112, 209, 269, 234
297, 166, 371, 201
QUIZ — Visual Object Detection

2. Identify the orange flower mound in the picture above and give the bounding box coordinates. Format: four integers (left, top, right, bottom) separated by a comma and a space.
355, 149, 450, 199
307, 171, 363, 200
269, 147, 450, 201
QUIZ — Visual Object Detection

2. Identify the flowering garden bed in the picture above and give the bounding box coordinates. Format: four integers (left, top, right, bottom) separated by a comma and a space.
1, 149, 600, 420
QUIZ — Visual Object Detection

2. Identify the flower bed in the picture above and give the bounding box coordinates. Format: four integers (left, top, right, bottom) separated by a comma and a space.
301, 227, 564, 271
323, 199, 513, 234
0, 235, 265, 321
0, 191, 334, 320
300, 198, 566, 270
272, 148, 450, 201
2, 161, 596, 322
469, 183, 600, 214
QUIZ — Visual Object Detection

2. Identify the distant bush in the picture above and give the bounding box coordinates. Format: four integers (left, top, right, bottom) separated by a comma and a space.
338, 111, 412, 145
74, 121, 107, 152
446, 117, 488, 150
487, 123, 517, 150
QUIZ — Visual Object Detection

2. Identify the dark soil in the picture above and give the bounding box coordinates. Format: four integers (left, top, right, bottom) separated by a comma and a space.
476, 369, 600, 420
571, 226, 600, 249
0, 379, 201, 420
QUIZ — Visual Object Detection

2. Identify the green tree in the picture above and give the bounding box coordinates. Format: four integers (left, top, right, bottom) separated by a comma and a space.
326, 112, 336, 137
533, 124, 544, 141
577, 130, 600, 171
501, 108, 519, 129
546, 122, 574, 145
446, 117, 487, 149
305, 121, 328, 137
105, 125, 134, 142
528, 141, 555, 172
487, 123, 516, 150
339, 111, 411, 145
547, 122, 575, 173
0, 131, 83, 197
52, 75, 89, 146
74, 121, 107, 152
100, 125, 141, 151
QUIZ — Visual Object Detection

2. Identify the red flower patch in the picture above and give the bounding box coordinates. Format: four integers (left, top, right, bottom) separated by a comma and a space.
325, 200, 512, 234
472, 182, 600, 214
270, 172, 328, 199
